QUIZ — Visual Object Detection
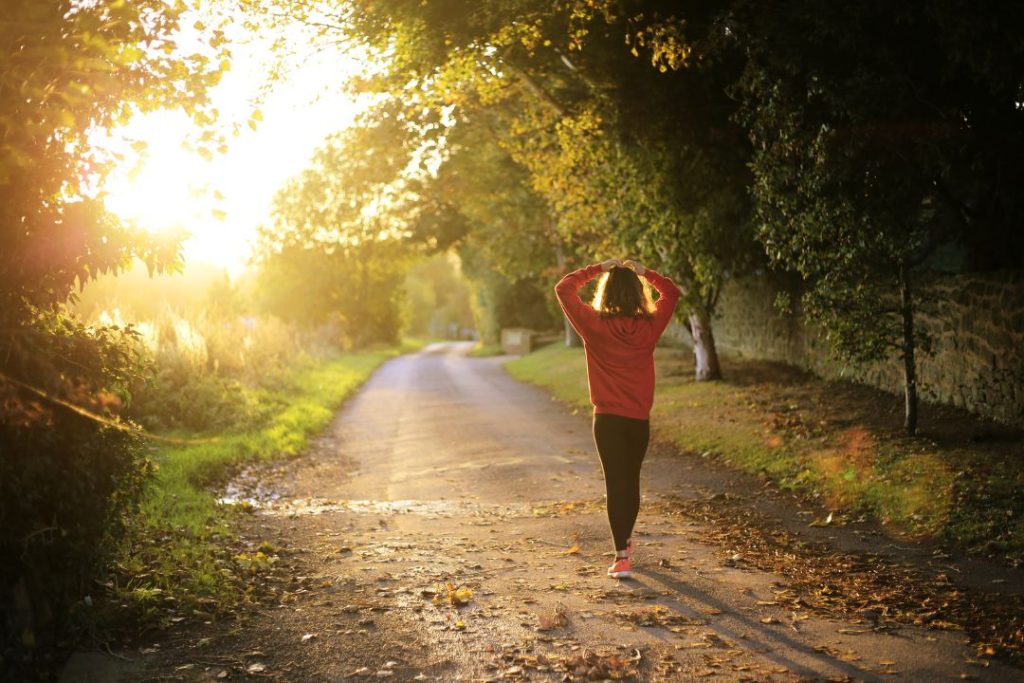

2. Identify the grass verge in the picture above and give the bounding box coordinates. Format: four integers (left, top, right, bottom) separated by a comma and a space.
467, 342, 505, 358
108, 340, 428, 625
506, 343, 1024, 566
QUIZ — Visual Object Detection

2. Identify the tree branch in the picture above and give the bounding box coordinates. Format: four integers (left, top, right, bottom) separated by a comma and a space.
503, 62, 568, 117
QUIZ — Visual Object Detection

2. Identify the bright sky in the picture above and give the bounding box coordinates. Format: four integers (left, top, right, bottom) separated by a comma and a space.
100, 13, 368, 275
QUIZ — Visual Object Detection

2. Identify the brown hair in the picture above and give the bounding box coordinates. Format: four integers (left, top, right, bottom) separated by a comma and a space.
592, 266, 655, 318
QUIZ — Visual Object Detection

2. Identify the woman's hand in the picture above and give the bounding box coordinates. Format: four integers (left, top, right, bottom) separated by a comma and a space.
599, 258, 622, 271
622, 259, 646, 275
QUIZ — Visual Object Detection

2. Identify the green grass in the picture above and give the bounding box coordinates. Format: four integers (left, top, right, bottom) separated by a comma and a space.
112, 340, 427, 620
468, 342, 505, 358
506, 344, 1024, 563
140, 351, 393, 534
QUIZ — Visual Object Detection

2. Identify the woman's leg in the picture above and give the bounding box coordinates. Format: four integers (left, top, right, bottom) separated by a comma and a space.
593, 414, 650, 552
620, 418, 650, 546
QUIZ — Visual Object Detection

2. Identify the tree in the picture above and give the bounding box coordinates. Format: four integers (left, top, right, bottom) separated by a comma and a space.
729, 0, 1024, 434
0, 0, 226, 665
254, 114, 416, 347
418, 115, 568, 344
331, 0, 759, 379
403, 252, 475, 339
1, 0, 228, 413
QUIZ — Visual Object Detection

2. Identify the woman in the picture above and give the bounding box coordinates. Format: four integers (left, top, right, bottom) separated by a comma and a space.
554, 258, 681, 578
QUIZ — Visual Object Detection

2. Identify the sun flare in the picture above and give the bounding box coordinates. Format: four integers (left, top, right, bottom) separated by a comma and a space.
98, 30, 367, 275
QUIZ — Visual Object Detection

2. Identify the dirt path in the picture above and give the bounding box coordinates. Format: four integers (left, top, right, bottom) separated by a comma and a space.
63, 342, 1022, 682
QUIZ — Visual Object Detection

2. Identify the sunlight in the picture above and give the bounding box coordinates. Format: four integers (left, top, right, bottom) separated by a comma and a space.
98, 17, 369, 275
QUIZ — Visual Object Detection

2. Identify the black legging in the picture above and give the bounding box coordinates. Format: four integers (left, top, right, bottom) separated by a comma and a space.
592, 413, 650, 552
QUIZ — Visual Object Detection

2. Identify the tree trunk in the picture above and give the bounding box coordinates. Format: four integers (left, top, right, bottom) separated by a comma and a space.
898, 262, 918, 436
687, 310, 722, 381
563, 316, 581, 347
554, 240, 581, 347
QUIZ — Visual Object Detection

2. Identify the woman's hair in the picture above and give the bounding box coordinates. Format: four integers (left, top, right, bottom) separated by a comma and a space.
592, 265, 655, 318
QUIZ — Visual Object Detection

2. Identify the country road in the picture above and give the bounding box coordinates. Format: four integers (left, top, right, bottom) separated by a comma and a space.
64, 342, 1020, 682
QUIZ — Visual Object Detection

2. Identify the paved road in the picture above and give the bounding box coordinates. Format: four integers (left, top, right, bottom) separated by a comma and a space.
66, 342, 1019, 682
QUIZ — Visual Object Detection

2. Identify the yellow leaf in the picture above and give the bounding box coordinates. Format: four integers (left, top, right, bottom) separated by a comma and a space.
563, 544, 580, 555
452, 586, 473, 605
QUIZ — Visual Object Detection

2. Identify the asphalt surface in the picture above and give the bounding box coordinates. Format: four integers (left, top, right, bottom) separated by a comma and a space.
63, 341, 1021, 682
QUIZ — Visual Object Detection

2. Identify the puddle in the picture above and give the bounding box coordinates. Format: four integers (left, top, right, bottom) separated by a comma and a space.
261, 498, 533, 518
218, 465, 283, 508
218, 463, 542, 519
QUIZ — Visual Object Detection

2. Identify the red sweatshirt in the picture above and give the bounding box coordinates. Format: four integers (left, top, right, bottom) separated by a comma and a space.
554, 264, 681, 420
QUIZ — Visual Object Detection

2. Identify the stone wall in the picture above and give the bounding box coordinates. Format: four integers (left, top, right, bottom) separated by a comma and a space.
668, 270, 1024, 426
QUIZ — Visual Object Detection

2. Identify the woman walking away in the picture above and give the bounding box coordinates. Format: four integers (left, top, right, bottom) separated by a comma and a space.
554, 258, 681, 578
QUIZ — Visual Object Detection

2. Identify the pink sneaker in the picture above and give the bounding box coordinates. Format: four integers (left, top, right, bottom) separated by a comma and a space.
607, 557, 631, 579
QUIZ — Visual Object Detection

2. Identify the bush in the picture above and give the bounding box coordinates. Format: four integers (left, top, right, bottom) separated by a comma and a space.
0, 416, 149, 673
497, 278, 560, 331
125, 309, 298, 433
0, 306, 153, 676
129, 370, 278, 433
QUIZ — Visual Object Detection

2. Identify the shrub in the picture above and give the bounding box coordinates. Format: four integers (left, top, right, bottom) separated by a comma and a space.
124, 309, 298, 433
0, 417, 149, 672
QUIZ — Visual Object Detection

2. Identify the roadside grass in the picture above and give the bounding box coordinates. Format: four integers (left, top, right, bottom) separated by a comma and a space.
468, 342, 505, 358
110, 339, 429, 624
506, 343, 1024, 565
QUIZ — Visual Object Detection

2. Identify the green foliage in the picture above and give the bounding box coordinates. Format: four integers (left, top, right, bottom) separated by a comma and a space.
496, 278, 560, 331
0, 3, 227, 665
328, 0, 763, 377
422, 118, 564, 341
403, 252, 475, 339
255, 120, 416, 347
130, 370, 276, 435
731, 0, 1024, 352
0, 309, 155, 672
256, 242, 408, 348
0, 419, 150, 661
0, 0, 227, 312
456, 244, 558, 344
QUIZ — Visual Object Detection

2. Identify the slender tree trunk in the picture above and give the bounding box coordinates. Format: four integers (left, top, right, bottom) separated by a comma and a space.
554, 241, 581, 348
687, 310, 722, 381
563, 315, 581, 347
898, 261, 918, 436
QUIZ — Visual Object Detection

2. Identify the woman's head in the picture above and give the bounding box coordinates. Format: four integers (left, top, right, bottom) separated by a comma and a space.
592, 265, 655, 318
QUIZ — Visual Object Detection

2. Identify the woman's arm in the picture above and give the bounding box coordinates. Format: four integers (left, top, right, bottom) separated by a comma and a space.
554, 261, 616, 339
